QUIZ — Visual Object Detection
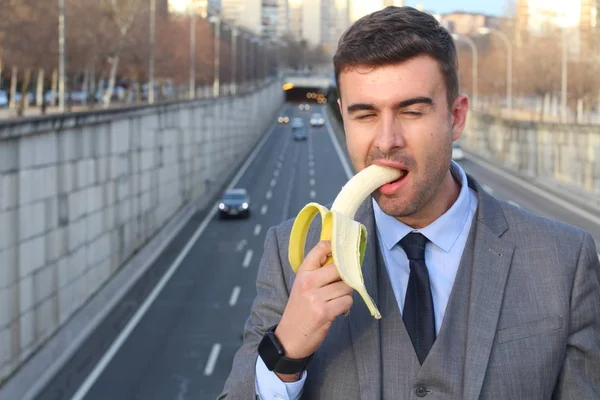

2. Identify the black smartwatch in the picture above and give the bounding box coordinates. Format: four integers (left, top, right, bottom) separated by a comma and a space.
258, 324, 313, 374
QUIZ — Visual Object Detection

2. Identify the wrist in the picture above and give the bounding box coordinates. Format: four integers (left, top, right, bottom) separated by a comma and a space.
273, 325, 308, 360
258, 324, 314, 375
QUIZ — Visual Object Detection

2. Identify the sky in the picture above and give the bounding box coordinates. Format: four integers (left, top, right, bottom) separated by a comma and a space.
351, 0, 510, 21
404, 0, 509, 16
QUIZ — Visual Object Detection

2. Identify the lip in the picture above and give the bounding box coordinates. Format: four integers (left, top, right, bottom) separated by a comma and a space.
371, 160, 410, 196
372, 159, 408, 171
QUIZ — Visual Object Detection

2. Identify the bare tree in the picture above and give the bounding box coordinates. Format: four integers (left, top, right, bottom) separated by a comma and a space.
0, 1, 58, 71
100, 0, 143, 106
517, 33, 561, 101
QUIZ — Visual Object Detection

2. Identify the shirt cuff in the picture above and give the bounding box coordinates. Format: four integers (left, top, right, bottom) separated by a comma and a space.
255, 355, 307, 400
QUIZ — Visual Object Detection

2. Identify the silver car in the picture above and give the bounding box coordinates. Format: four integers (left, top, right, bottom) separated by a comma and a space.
310, 113, 325, 127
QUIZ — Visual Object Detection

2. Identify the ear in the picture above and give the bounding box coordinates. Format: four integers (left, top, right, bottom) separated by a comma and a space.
450, 93, 469, 141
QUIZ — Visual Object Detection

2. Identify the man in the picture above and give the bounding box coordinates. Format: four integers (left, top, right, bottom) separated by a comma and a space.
219, 6, 600, 399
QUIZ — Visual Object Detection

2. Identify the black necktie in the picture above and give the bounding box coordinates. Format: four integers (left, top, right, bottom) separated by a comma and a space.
399, 232, 436, 364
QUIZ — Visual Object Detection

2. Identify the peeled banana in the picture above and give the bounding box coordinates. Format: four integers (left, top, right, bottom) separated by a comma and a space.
288, 164, 403, 319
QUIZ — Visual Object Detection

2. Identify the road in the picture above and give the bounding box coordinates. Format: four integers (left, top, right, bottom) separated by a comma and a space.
36, 103, 600, 400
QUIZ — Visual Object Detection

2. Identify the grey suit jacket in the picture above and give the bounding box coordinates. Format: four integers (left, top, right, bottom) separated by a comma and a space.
218, 174, 600, 399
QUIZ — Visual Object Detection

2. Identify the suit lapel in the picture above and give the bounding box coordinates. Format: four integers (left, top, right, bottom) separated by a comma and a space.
462, 176, 515, 399
348, 198, 382, 400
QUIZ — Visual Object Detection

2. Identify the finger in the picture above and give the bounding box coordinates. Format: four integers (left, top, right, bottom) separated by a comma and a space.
308, 263, 344, 288
319, 280, 354, 302
297, 240, 332, 273
324, 295, 353, 319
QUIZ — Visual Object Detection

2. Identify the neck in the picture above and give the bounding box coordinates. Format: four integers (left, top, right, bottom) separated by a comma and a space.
397, 169, 461, 229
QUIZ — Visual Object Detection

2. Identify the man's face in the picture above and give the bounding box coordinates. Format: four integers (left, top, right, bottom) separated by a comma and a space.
337, 55, 468, 220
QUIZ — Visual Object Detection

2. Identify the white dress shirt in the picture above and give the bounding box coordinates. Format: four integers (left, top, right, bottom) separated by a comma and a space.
254, 161, 478, 399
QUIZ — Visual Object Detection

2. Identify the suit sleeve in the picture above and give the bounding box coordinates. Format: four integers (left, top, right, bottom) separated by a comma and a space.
552, 232, 600, 398
217, 226, 304, 399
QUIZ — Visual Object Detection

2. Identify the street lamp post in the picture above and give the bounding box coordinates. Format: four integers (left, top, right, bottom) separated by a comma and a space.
452, 33, 478, 109
189, 3, 196, 99
250, 38, 257, 88
479, 27, 512, 110
58, 0, 66, 112
149, 0, 156, 104
231, 27, 237, 95
240, 33, 247, 90
261, 43, 267, 82
561, 28, 568, 123
210, 16, 221, 97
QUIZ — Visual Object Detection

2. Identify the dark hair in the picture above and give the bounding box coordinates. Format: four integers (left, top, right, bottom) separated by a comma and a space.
333, 6, 459, 108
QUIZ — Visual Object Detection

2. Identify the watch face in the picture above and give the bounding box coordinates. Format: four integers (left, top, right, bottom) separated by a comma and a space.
258, 331, 285, 370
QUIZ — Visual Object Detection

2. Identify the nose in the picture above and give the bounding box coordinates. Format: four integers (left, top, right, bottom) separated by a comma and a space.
372, 112, 405, 154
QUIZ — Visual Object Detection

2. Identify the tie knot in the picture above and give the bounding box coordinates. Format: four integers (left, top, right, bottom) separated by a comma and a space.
399, 232, 428, 261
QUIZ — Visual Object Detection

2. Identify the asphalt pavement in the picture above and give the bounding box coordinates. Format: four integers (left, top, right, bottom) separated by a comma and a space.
35, 102, 600, 400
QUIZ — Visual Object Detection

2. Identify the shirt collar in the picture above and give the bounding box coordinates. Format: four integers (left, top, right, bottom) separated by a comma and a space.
372, 160, 472, 253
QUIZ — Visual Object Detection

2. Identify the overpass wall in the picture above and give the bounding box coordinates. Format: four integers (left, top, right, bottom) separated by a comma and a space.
0, 80, 284, 385
461, 112, 600, 205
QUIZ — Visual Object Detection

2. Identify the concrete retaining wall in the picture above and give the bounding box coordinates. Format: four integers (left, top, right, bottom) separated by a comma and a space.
0, 80, 284, 385
462, 112, 600, 200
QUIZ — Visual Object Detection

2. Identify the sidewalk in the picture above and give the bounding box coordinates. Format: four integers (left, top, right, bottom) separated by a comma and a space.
0, 105, 114, 119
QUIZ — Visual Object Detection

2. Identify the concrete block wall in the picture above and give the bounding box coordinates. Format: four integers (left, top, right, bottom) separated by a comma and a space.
462, 113, 600, 196
0, 80, 283, 384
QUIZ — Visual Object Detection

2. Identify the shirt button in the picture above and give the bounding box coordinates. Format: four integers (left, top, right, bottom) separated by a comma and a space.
415, 386, 428, 397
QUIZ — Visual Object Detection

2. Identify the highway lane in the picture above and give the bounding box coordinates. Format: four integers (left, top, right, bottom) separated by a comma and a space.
38, 102, 600, 400
52, 103, 351, 400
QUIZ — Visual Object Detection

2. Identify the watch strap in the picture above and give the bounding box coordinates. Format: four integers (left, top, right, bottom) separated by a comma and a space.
260, 324, 313, 374
272, 353, 314, 375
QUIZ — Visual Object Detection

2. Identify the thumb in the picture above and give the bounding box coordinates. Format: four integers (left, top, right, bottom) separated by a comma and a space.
297, 240, 332, 273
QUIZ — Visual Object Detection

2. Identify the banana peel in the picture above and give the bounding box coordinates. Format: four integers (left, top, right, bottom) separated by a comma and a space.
288, 164, 403, 319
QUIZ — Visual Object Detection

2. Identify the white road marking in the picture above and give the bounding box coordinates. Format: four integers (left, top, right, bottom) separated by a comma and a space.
242, 249, 254, 268
281, 149, 300, 222
508, 200, 521, 208
308, 153, 314, 161
266, 191, 272, 199
270, 178, 276, 187
67, 107, 284, 400
310, 190, 316, 199
229, 286, 241, 307
235, 239, 247, 252
254, 224, 262, 236
324, 111, 353, 179
203, 343, 221, 376
309, 169, 315, 176
261, 205, 268, 215
308, 160, 314, 168
277, 161, 282, 168
274, 170, 279, 177
482, 184, 493, 194
309, 178, 315, 186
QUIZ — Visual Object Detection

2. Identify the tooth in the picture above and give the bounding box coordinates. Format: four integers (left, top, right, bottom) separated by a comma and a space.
288, 164, 401, 319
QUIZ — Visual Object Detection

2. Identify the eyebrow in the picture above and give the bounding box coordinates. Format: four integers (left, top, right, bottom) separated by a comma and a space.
346, 96, 434, 114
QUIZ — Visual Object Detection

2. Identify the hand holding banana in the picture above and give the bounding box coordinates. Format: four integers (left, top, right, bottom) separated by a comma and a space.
272, 165, 401, 380
288, 164, 402, 319
273, 240, 354, 378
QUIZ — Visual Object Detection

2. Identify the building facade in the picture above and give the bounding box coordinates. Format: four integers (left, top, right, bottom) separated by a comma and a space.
515, 0, 600, 54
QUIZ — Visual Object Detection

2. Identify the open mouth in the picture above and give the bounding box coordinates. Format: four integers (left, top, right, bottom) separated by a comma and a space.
380, 169, 408, 195
390, 169, 407, 184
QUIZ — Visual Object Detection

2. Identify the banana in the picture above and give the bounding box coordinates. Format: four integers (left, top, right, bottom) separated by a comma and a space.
288, 164, 403, 319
